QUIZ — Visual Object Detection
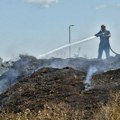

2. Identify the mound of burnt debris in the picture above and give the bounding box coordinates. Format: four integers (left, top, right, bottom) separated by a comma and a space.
0, 54, 120, 94
0, 67, 120, 119
0, 67, 85, 112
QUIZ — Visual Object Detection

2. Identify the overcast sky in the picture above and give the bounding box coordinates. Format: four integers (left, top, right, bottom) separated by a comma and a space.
0, 0, 120, 60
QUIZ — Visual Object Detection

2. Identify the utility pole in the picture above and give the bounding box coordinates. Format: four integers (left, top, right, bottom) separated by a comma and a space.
69, 25, 75, 58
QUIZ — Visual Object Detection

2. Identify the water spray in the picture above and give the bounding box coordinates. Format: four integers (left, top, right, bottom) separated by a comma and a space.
38, 36, 96, 59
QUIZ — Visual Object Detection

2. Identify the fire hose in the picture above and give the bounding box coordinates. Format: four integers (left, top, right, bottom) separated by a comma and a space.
95, 33, 119, 55
108, 42, 119, 55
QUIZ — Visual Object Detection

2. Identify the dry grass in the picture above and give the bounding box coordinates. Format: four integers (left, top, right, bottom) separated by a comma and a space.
94, 92, 120, 120
0, 92, 120, 120
0, 102, 84, 120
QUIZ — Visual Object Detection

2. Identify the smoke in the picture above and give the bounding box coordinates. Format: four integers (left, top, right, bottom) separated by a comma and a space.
25, 0, 59, 8
0, 54, 120, 94
0, 69, 20, 94
0, 55, 38, 94
84, 66, 98, 90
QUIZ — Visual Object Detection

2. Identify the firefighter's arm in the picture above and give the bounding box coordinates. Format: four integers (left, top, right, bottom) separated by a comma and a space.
95, 31, 101, 37
105, 31, 111, 37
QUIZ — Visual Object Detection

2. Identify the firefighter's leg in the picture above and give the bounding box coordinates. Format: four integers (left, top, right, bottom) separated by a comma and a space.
105, 46, 110, 59
98, 46, 103, 59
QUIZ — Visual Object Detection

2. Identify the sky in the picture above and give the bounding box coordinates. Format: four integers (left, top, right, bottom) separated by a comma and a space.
0, 0, 120, 60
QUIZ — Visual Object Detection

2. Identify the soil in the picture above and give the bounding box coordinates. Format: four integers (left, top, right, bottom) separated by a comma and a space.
0, 67, 120, 119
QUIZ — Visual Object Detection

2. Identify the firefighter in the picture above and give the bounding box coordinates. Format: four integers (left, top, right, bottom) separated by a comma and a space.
95, 25, 111, 59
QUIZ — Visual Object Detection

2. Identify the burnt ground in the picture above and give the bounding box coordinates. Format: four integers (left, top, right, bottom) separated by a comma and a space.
0, 67, 120, 119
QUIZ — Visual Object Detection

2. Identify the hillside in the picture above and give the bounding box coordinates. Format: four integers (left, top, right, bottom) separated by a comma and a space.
0, 66, 120, 119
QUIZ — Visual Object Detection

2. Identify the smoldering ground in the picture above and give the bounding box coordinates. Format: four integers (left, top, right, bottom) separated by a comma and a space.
0, 54, 120, 93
